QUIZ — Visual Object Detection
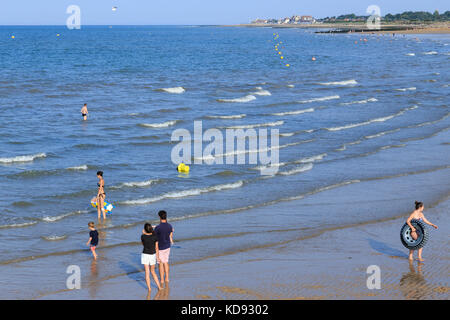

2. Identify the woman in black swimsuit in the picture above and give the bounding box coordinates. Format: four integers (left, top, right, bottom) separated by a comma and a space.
96, 171, 106, 220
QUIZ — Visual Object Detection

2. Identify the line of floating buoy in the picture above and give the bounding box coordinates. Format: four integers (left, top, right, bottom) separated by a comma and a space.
11, 34, 62, 39
272, 32, 290, 68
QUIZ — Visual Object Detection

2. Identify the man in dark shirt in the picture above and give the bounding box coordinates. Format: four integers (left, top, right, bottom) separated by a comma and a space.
155, 210, 174, 285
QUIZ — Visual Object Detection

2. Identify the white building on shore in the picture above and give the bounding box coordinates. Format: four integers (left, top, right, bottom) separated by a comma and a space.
251, 15, 316, 25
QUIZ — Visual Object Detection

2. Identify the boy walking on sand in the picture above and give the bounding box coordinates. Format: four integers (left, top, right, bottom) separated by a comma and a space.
86, 222, 99, 260
155, 210, 174, 285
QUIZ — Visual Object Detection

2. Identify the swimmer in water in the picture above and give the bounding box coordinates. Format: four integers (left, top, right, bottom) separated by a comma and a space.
96, 171, 106, 220
406, 201, 438, 262
81, 103, 88, 121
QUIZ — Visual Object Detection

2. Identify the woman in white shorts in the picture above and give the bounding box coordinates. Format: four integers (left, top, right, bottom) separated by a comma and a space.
141, 223, 161, 291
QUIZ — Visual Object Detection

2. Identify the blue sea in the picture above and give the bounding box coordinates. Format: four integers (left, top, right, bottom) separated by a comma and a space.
0, 26, 449, 298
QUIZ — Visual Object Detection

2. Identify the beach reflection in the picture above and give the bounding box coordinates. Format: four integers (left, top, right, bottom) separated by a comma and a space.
399, 260, 432, 299
154, 286, 170, 300
88, 259, 99, 299
144, 286, 170, 300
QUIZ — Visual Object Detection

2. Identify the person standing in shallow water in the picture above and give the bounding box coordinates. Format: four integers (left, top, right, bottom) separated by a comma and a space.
155, 210, 174, 286
81, 103, 88, 121
86, 222, 98, 260
406, 201, 438, 262
96, 171, 106, 220
141, 223, 162, 292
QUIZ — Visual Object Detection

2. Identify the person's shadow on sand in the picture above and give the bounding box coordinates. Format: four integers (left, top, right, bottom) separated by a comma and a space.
367, 238, 409, 258
118, 259, 147, 290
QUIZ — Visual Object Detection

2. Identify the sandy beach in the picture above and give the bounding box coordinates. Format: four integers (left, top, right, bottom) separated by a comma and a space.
38, 182, 450, 300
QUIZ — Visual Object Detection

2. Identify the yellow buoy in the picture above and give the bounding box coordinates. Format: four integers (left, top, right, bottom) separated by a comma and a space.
278, 52, 281, 55
57, 34, 60, 37
177, 163, 190, 173
286, 64, 290, 67
280, 56, 284, 59
11, 36, 15, 39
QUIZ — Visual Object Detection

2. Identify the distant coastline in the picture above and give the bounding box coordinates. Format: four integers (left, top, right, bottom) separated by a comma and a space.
223, 22, 450, 34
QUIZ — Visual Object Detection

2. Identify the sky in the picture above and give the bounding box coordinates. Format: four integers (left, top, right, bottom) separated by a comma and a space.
0, 0, 448, 25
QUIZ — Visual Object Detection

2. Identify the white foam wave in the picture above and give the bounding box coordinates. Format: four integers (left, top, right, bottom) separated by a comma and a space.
270, 108, 314, 116
278, 132, 295, 137
298, 95, 340, 103
121, 181, 244, 205
160, 87, 185, 94
207, 114, 247, 119
0, 153, 46, 164
326, 106, 417, 132
42, 210, 87, 222
140, 120, 179, 128
287, 84, 295, 88
217, 95, 256, 103
196, 140, 308, 161
294, 153, 327, 164
252, 88, 272, 96
340, 98, 378, 105
67, 165, 88, 171
253, 151, 325, 173
364, 128, 401, 139
406, 53, 415, 56
111, 179, 160, 189
423, 51, 438, 55
0, 221, 38, 229
395, 87, 416, 92
319, 80, 357, 86
224, 120, 284, 129
279, 163, 314, 176
42, 235, 68, 241
252, 162, 286, 171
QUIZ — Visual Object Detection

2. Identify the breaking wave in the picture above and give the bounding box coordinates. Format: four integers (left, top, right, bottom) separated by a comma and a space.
298, 95, 340, 103
319, 80, 357, 86
0, 153, 46, 164
217, 95, 256, 103
158, 87, 185, 94
270, 108, 314, 116
340, 98, 378, 105
120, 181, 244, 205
325, 106, 418, 132
139, 120, 179, 128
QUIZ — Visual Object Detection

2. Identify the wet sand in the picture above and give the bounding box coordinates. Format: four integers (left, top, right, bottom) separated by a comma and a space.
39, 195, 449, 300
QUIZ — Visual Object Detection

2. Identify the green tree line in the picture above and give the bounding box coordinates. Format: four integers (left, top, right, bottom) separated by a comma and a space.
321, 10, 450, 22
